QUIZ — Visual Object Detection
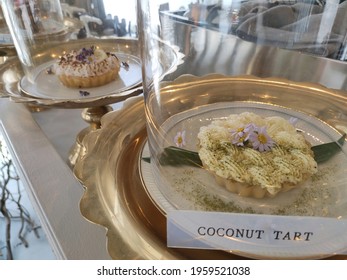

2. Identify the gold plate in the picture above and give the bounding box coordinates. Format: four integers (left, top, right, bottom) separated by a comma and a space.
74, 96, 244, 260
74, 74, 347, 259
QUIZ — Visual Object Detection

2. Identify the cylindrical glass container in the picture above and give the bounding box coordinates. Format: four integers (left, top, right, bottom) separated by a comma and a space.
0, 0, 66, 82
138, 0, 347, 220
1, 0, 140, 92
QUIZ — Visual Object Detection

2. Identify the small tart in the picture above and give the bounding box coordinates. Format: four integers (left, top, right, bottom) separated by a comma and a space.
197, 112, 318, 198
57, 68, 119, 88
54, 46, 120, 88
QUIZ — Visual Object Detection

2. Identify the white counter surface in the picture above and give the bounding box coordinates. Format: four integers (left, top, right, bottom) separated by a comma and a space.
0, 98, 113, 259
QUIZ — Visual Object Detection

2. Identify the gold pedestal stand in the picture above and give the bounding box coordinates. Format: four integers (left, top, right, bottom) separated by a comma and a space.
0, 37, 179, 169
68, 105, 112, 167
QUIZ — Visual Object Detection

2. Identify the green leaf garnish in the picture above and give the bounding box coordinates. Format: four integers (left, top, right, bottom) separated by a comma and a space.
311, 133, 346, 164
158, 146, 203, 167
142, 157, 151, 163
143, 134, 346, 166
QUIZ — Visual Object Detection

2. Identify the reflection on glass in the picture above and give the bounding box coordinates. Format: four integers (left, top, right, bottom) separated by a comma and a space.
1, 0, 67, 80
60, 0, 137, 38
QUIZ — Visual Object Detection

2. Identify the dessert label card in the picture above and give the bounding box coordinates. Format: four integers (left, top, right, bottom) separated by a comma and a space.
167, 210, 347, 256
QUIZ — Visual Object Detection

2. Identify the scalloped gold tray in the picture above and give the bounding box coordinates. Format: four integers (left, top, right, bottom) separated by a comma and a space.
74, 76, 347, 260
74, 96, 241, 260
0, 38, 180, 108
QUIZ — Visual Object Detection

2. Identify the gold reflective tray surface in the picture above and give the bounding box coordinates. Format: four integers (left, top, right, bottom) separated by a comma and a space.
74, 95, 242, 260
74, 75, 347, 260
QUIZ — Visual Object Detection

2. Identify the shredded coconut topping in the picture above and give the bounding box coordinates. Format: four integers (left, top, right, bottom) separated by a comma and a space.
54, 46, 120, 78
198, 112, 318, 195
